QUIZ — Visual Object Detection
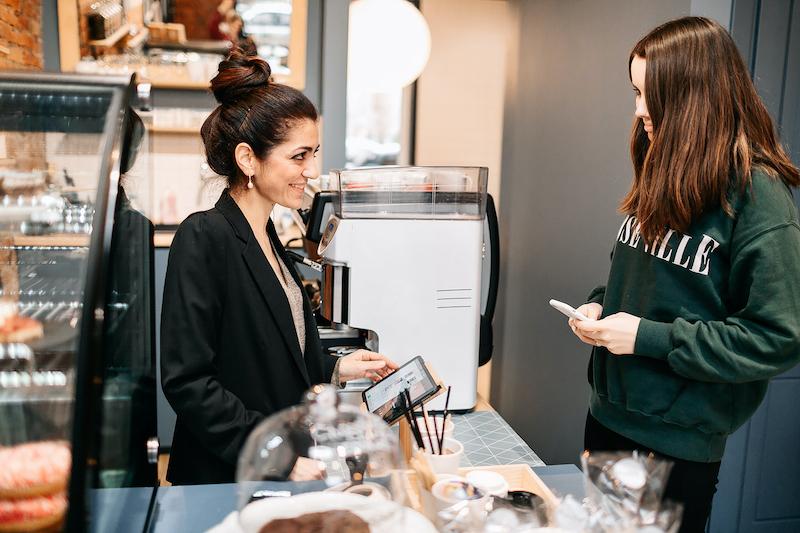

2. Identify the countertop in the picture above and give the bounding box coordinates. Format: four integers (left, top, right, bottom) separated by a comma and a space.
142, 411, 583, 532
144, 468, 583, 532
451, 410, 545, 468
88, 411, 584, 532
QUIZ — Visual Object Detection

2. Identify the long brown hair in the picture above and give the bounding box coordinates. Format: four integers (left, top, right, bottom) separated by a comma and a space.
621, 16, 799, 243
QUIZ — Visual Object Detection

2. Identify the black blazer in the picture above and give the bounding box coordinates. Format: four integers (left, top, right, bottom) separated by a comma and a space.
160, 190, 336, 485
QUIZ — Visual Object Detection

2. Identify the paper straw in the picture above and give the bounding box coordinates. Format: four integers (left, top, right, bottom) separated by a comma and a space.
439, 386, 452, 453
421, 403, 436, 455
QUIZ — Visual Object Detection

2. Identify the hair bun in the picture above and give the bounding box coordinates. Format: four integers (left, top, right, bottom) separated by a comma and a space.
210, 45, 272, 105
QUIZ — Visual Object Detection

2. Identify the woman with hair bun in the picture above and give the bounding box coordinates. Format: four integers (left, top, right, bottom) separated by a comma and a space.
569, 17, 800, 531
160, 47, 398, 485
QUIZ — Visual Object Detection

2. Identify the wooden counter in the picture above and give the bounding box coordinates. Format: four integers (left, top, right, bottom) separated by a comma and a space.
10, 234, 90, 248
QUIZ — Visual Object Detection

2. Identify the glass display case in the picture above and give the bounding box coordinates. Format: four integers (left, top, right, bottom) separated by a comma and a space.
331, 166, 488, 219
0, 72, 156, 532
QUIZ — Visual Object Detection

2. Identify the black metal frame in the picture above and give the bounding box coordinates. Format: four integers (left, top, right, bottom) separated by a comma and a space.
64, 72, 133, 532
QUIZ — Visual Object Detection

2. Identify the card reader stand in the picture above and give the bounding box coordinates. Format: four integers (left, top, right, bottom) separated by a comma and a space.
397, 363, 447, 463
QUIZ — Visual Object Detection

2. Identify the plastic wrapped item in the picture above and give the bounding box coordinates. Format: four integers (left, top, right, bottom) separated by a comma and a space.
578, 451, 682, 533
231, 384, 433, 533
552, 494, 591, 531
439, 489, 552, 533
437, 497, 487, 533
490, 490, 549, 530
483, 504, 544, 533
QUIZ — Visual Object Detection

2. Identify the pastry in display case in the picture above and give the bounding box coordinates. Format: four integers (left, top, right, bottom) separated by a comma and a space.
0, 72, 157, 532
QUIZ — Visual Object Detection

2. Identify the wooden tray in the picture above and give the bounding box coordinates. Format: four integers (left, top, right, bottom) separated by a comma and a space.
403, 463, 558, 512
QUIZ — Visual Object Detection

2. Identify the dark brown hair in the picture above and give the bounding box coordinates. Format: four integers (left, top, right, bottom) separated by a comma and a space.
200, 44, 318, 188
621, 16, 799, 243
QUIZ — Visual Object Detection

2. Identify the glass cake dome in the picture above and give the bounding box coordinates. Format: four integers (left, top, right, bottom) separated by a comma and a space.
235, 384, 427, 533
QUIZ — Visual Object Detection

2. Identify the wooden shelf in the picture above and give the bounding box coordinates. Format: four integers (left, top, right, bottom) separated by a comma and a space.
146, 74, 292, 91
149, 79, 210, 90
12, 234, 90, 248
154, 232, 174, 248
88, 23, 130, 48
146, 126, 201, 134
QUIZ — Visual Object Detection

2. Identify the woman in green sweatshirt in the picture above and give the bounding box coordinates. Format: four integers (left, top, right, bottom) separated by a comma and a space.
571, 16, 800, 532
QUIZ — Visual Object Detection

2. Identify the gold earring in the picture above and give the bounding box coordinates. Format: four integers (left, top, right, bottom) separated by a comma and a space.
247, 174, 254, 189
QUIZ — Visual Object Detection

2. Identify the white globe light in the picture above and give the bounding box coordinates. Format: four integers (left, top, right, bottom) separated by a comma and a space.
348, 0, 432, 91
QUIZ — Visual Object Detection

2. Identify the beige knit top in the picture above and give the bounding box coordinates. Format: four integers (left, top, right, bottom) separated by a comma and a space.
273, 247, 306, 355
272, 244, 343, 385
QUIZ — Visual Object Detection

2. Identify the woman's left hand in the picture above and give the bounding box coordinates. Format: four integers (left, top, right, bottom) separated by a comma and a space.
573, 312, 642, 355
338, 350, 399, 383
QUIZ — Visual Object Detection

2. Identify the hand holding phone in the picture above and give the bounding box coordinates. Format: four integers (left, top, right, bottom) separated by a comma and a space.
549, 299, 592, 321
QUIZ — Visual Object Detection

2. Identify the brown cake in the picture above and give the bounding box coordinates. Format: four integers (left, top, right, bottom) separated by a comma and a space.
258, 509, 370, 533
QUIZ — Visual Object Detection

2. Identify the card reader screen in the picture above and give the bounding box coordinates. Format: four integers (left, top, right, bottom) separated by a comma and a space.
363, 356, 438, 423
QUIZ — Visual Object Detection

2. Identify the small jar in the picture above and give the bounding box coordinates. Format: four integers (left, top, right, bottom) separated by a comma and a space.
466, 470, 509, 498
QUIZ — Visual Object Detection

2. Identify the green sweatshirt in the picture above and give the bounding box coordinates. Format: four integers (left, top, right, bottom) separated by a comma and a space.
588, 169, 800, 462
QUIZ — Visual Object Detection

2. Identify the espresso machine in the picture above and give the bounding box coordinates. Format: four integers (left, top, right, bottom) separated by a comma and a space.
313, 166, 499, 411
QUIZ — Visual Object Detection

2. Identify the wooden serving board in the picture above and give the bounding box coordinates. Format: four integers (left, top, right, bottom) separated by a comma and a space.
403, 463, 559, 512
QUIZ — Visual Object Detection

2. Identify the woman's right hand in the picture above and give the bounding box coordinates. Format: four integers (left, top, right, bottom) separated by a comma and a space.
337, 350, 399, 383
289, 456, 324, 481
568, 303, 603, 345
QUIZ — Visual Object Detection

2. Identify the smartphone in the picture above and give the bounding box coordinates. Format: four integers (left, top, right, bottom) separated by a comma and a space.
362, 355, 440, 424
549, 299, 591, 321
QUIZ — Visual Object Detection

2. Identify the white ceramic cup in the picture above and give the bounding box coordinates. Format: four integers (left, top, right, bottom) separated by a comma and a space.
418, 474, 466, 522
431, 478, 489, 518
343, 481, 391, 501
422, 438, 463, 475
466, 470, 509, 498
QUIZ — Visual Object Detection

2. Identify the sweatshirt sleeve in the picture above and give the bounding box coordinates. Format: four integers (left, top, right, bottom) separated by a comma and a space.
160, 215, 265, 465
586, 247, 612, 306
635, 223, 800, 383
586, 286, 606, 306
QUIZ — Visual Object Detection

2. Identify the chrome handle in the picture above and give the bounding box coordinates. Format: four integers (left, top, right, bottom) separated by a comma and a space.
147, 437, 159, 465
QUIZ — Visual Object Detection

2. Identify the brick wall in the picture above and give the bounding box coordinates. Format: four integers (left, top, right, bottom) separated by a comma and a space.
171, 0, 221, 40
0, 0, 42, 70
0, 2, 46, 177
